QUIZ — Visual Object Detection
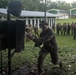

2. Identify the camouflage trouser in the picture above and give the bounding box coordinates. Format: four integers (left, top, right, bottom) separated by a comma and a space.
73, 33, 76, 40
38, 47, 59, 72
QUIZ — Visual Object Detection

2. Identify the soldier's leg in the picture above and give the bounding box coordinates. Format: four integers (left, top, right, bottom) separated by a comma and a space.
50, 50, 58, 64
38, 48, 49, 73
75, 34, 76, 40
74, 34, 76, 40
58, 30, 59, 35
57, 30, 59, 35
50, 50, 62, 68
61, 30, 62, 35
73, 34, 75, 39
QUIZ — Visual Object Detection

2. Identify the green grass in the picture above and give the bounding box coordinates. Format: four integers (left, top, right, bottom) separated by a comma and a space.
0, 34, 76, 75
10, 35, 76, 74
1, 18, 76, 75
56, 18, 76, 24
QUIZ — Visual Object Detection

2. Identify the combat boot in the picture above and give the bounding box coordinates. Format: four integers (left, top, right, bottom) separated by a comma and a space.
38, 69, 45, 75
59, 60, 62, 68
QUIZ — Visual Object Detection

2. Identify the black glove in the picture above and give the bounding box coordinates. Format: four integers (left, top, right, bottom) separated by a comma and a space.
34, 38, 42, 47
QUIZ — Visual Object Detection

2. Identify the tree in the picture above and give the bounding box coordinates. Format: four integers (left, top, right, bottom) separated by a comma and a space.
57, 1, 72, 11
0, 0, 72, 12
21, 0, 41, 11
0, 0, 10, 8
71, 1, 76, 8
49, 2, 58, 9
21, 0, 50, 12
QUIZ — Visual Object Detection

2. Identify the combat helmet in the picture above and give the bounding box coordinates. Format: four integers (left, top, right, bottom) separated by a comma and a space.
39, 20, 48, 27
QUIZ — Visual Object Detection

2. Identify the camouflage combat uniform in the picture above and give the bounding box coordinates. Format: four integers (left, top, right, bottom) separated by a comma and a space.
34, 20, 62, 74
73, 23, 76, 40
33, 26, 39, 37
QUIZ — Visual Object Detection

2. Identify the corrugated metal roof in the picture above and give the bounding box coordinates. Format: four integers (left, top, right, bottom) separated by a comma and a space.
0, 8, 7, 14
0, 8, 58, 17
21, 10, 58, 17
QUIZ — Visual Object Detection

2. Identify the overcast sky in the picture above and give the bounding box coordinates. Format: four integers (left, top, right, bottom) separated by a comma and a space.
51, 0, 76, 3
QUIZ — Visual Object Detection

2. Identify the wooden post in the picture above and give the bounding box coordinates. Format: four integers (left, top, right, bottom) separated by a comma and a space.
7, 9, 11, 75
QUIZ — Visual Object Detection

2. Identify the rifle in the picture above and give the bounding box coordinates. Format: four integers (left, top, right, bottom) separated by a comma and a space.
26, 33, 42, 47
26, 34, 47, 51
27, 34, 47, 51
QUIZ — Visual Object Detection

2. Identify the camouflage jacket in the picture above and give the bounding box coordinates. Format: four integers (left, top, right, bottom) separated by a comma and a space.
38, 28, 57, 47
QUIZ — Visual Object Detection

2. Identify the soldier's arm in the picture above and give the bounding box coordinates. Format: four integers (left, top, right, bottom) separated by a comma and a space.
41, 29, 54, 42
35, 28, 54, 43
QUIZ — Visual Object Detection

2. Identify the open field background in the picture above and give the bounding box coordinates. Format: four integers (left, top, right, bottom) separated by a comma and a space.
56, 18, 76, 24
11, 35, 76, 75
0, 18, 76, 75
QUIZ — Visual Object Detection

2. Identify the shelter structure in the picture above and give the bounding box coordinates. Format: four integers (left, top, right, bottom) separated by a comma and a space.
47, 9, 69, 19
70, 8, 76, 18
0, 8, 58, 28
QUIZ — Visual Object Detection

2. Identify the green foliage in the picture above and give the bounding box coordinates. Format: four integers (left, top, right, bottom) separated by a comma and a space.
0, 0, 10, 8
21, 0, 41, 11
56, 1, 72, 11
71, 1, 76, 8
49, 2, 58, 9
0, 0, 74, 12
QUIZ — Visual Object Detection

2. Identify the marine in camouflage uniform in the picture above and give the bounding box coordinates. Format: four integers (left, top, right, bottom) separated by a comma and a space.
25, 24, 33, 42
63, 23, 67, 35
61, 25, 63, 35
73, 23, 76, 40
56, 23, 61, 35
71, 22, 74, 35
33, 25, 39, 37
67, 23, 71, 35
34, 20, 62, 75
52, 23, 55, 32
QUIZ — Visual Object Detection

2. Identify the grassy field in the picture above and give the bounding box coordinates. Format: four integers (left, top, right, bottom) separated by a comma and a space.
10, 35, 76, 75
1, 18, 76, 75
56, 18, 76, 24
